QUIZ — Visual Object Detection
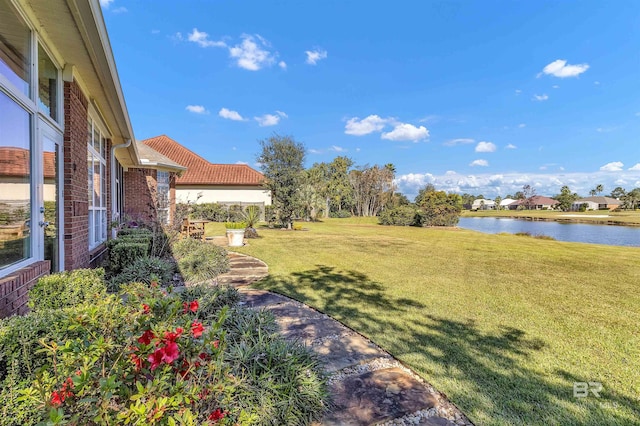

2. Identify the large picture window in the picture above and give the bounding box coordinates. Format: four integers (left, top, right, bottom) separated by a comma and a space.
0, 91, 32, 269
0, 0, 31, 96
88, 118, 107, 249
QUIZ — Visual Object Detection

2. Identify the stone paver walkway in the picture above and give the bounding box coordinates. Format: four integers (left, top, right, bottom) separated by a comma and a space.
219, 252, 473, 426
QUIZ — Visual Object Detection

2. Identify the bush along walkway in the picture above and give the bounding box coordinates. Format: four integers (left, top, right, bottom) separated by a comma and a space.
224, 253, 474, 426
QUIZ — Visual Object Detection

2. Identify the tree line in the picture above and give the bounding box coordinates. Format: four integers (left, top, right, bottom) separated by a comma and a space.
257, 135, 640, 228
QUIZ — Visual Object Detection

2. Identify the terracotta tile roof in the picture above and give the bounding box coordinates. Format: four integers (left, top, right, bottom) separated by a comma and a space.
510, 195, 559, 206
136, 142, 186, 172
141, 135, 265, 186
0, 147, 55, 178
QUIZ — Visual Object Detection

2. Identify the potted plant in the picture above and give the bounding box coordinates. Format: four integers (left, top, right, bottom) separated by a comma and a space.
109, 220, 120, 239
225, 221, 246, 247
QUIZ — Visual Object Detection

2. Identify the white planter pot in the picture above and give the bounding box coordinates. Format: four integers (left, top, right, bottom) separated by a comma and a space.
226, 229, 245, 247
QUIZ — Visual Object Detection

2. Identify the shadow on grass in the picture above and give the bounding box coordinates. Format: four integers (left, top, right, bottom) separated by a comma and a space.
255, 265, 640, 426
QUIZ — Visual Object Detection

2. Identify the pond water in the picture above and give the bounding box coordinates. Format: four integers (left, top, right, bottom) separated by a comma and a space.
458, 217, 640, 247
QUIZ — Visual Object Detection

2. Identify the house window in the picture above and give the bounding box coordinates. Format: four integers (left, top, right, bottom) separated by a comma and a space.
88, 118, 107, 249
0, 0, 31, 97
157, 171, 170, 224
38, 45, 58, 121
0, 90, 32, 269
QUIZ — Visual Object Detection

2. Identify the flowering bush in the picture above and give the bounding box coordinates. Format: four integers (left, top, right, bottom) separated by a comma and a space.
0, 275, 328, 425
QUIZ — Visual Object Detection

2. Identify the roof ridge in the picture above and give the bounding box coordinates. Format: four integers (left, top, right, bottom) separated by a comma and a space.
142, 135, 211, 164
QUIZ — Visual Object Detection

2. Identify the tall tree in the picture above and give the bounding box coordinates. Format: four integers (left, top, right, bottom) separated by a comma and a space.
257, 134, 306, 229
554, 185, 579, 212
521, 185, 537, 210
622, 188, 640, 210
610, 186, 626, 199
349, 165, 394, 216
494, 196, 502, 211
415, 185, 463, 226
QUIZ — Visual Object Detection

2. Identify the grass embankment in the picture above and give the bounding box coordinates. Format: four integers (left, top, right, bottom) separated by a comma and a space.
463, 209, 640, 226
207, 218, 640, 426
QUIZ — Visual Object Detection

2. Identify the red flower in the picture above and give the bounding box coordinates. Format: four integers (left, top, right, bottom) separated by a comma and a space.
161, 341, 180, 364
163, 327, 183, 343
142, 304, 151, 314
199, 352, 210, 361
50, 391, 63, 407
75, 369, 82, 376
212, 340, 220, 349
130, 353, 143, 371
138, 329, 155, 345
183, 300, 199, 313
208, 408, 227, 422
191, 321, 205, 338
148, 348, 165, 371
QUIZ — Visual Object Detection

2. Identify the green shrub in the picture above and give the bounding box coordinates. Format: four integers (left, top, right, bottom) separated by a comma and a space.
171, 237, 202, 259
1, 283, 328, 425
28, 268, 106, 312
190, 203, 228, 222
117, 228, 152, 237
225, 221, 246, 229
108, 241, 149, 274
378, 205, 418, 226
243, 205, 261, 228
108, 256, 175, 292
227, 204, 244, 222
264, 205, 277, 225
329, 210, 351, 218
172, 238, 229, 283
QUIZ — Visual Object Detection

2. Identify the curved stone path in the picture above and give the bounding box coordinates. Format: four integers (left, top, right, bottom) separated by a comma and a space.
219, 252, 473, 426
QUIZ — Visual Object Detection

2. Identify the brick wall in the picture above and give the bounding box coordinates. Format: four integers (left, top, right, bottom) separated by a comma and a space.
0, 260, 50, 318
124, 168, 158, 224
63, 80, 90, 270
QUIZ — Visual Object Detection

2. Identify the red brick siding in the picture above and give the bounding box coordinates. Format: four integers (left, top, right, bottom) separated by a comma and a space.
124, 168, 158, 224
0, 260, 50, 318
63, 80, 90, 270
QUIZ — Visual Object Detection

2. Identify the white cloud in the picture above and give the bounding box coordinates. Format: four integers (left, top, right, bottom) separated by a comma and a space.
600, 161, 624, 171
309, 149, 322, 154
275, 110, 288, 118
628, 163, 640, 171
305, 49, 328, 65
475, 141, 497, 153
255, 114, 281, 126
112, 6, 127, 13
470, 159, 489, 167
635, 112, 640, 117
395, 169, 640, 200
533, 94, 549, 101
518, 123, 526, 128
230, 34, 275, 71
381, 123, 429, 142
444, 138, 475, 147
151, 29, 161, 35
278, 61, 287, 69
594, 81, 600, 85
345, 115, 389, 136
515, 89, 522, 95
187, 28, 226, 48
552, 85, 560, 89
329, 145, 347, 152
235, 161, 248, 165
505, 144, 517, 149
540, 59, 589, 78
218, 108, 245, 121
99, 0, 114, 7
186, 105, 208, 114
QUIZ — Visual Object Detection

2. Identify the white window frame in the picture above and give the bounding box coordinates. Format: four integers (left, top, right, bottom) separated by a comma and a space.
156, 171, 170, 225
87, 115, 108, 250
0, 0, 63, 275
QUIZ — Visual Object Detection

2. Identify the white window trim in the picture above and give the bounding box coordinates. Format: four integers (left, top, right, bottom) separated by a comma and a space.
0, 2, 63, 275
87, 115, 109, 250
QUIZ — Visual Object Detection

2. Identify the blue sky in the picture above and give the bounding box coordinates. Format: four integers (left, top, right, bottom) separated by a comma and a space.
101, 0, 640, 199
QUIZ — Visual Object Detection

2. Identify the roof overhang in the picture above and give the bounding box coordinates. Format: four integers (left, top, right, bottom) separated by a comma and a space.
21, 0, 139, 165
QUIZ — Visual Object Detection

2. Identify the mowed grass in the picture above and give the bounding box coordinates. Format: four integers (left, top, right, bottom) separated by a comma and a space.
208, 218, 640, 425
463, 209, 640, 226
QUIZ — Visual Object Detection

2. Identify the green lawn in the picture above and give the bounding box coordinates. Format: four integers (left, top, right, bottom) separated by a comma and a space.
463, 209, 640, 226
209, 218, 640, 425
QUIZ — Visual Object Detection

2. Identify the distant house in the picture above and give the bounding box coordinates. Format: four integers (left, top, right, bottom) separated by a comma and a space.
508, 196, 560, 210
123, 143, 186, 226
499, 198, 517, 209
142, 135, 271, 208
571, 196, 621, 211
471, 199, 495, 210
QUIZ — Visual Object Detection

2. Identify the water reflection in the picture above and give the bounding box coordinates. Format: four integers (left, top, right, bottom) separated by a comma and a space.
458, 217, 640, 247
